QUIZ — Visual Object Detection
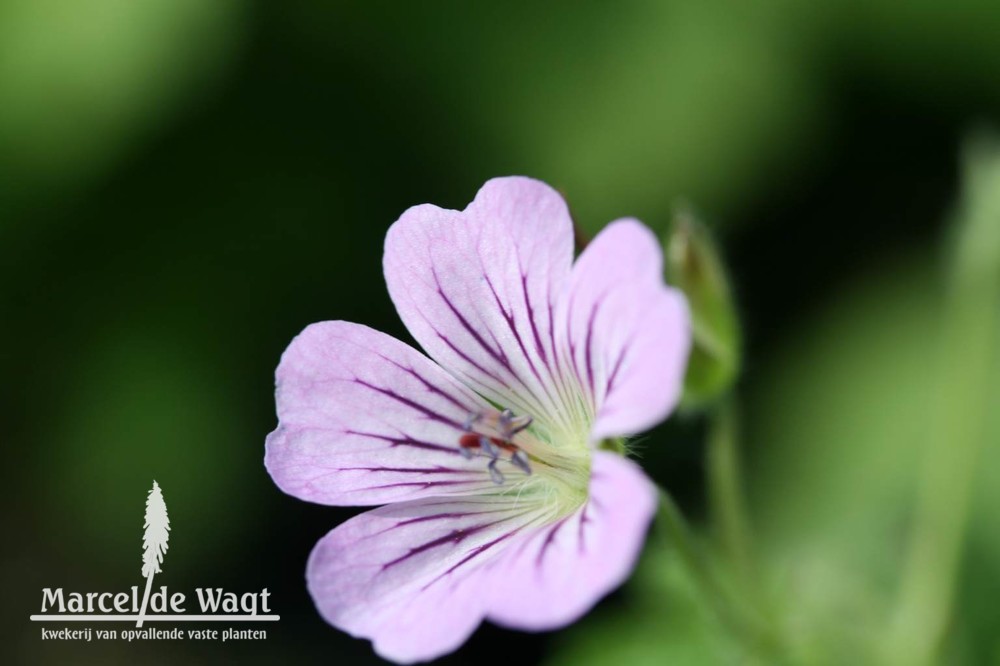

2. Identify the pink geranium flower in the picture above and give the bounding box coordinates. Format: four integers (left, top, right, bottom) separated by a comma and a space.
265, 177, 691, 663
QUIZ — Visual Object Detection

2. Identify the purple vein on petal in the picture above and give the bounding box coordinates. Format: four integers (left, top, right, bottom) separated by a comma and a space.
535, 515, 570, 568
547, 300, 559, 372
351, 379, 461, 429
484, 274, 534, 370
333, 466, 471, 475
521, 273, 550, 366
583, 298, 602, 397
373, 351, 479, 413
344, 430, 457, 454
381, 513, 526, 571
436, 331, 511, 390
356, 479, 486, 494
546, 298, 577, 411
430, 268, 554, 417
577, 504, 593, 555
483, 272, 558, 410
421, 526, 526, 591
431, 269, 515, 376
604, 340, 630, 397
393, 508, 514, 530
565, 291, 585, 396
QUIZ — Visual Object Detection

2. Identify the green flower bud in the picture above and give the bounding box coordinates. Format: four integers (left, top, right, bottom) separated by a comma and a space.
665, 206, 742, 410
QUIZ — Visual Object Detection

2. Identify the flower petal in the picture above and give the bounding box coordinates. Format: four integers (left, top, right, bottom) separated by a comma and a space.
307, 496, 546, 663
558, 219, 691, 441
484, 451, 657, 630
265, 321, 506, 506
383, 176, 577, 433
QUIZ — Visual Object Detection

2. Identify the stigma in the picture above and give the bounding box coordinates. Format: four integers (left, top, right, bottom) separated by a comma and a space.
458, 408, 533, 484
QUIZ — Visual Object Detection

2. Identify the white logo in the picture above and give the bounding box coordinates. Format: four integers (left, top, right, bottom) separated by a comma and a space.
30, 481, 279, 643
139, 480, 170, 627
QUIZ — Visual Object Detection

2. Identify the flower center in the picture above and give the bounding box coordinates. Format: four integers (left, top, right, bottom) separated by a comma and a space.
458, 408, 534, 485
457, 407, 591, 516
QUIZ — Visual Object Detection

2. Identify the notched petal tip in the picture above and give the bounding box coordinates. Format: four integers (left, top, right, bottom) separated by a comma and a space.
469, 175, 570, 213
382, 176, 576, 431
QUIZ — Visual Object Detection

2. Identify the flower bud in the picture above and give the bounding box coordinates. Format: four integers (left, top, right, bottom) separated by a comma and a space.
664, 206, 742, 409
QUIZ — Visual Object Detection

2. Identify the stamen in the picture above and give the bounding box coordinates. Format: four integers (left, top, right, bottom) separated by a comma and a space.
488, 459, 505, 485
510, 449, 532, 475
457, 408, 535, 484
462, 412, 482, 431
479, 435, 499, 459
499, 408, 532, 438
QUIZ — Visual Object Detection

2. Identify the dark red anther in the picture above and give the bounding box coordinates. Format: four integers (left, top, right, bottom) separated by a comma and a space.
458, 433, 518, 453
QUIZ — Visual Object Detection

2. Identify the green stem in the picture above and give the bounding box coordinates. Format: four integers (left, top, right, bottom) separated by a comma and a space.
705, 397, 781, 647
655, 488, 728, 616
706, 399, 753, 582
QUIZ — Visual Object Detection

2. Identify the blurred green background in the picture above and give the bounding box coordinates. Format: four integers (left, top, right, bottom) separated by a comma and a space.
3, 1, 999, 664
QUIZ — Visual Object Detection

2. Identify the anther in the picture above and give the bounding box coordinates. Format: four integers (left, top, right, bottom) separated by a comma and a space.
498, 408, 533, 439
456, 408, 535, 484
479, 435, 499, 459
488, 459, 505, 485
462, 412, 482, 431
510, 449, 532, 475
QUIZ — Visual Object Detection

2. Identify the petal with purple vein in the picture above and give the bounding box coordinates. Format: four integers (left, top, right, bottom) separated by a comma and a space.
484, 451, 657, 630
265, 321, 500, 506
557, 219, 691, 441
384, 177, 576, 433
307, 496, 548, 663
